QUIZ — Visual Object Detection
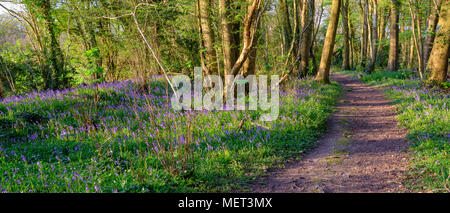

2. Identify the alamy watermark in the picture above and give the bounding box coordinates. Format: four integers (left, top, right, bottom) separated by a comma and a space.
170, 67, 280, 121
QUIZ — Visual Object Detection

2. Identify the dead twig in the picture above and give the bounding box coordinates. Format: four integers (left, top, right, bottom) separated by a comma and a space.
98, 3, 178, 99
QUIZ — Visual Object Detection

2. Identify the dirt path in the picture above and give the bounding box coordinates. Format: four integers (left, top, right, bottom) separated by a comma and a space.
253, 73, 410, 193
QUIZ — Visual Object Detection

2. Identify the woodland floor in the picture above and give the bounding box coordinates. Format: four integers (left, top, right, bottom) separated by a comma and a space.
253, 73, 412, 193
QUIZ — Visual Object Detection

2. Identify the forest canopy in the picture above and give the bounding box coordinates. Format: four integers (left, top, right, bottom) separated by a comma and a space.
0, 0, 448, 97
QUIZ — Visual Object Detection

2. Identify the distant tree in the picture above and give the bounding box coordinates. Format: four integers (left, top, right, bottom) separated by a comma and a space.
279, 0, 292, 54
198, 0, 218, 75
359, 0, 369, 68
366, 0, 378, 74
300, 0, 315, 76
387, 0, 400, 72
341, 0, 351, 70
408, 0, 425, 78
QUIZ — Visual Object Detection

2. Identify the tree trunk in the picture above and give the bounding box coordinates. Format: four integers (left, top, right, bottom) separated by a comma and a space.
387, 0, 400, 71
366, 0, 378, 73
231, 12, 241, 68
300, 0, 315, 76
315, 0, 341, 84
408, 0, 424, 78
229, 0, 262, 76
378, 7, 388, 41
349, 18, 356, 68
242, 1, 261, 77
427, 0, 450, 84
408, 35, 415, 69
423, 6, 440, 67
341, 0, 351, 70
219, 0, 239, 76
198, 0, 218, 75
400, 21, 408, 66
242, 37, 258, 76
280, 0, 292, 54
43, 0, 64, 89
224, 0, 262, 99
359, 0, 368, 68
377, 6, 389, 54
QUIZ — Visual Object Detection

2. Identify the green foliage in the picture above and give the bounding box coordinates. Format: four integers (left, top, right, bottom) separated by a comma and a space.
72, 48, 104, 86
361, 69, 418, 82
441, 82, 450, 89
0, 42, 43, 96
83, 48, 104, 85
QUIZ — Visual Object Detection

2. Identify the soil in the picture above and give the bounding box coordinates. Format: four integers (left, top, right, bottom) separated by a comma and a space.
252, 73, 411, 193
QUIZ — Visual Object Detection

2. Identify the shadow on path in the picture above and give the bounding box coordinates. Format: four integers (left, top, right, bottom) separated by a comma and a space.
252, 73, 410, 193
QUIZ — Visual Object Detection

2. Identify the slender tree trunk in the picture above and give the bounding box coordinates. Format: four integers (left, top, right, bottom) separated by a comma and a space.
400, 21, 408, 66
365, 0, 372, 60
283, 0, 300, 72
349, 18, 356, 68
224, 0, 263, 99
219, 0, 238, 76
310, 1, 324, 74
280, 0, 292, 54
242, 37, 259, 76
198, 0, 218, 75
427, 0, 450, 84
229, 0, 263, 76
300, 0, 315, 76
408, 35, 415, 68
378, 7, 388, 41
366, 0, 378, 73
231, 9, 241, 68
387, 0, 400, 71
341, 0, 351, 70
242, 4, 261, 77
196, 0, 209, 75
315, 0, 341, 84
408, 0, 424, 78
243, 0, 263, 77
359, 0, 368, 68
377, 6, 389, 54
293, 0, 301, 59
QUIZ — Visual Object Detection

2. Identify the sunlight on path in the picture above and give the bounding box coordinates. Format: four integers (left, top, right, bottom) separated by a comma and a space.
253, 73, 410, 193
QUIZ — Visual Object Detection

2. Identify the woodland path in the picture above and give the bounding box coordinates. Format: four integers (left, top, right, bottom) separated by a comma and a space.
253, 73, 411, 193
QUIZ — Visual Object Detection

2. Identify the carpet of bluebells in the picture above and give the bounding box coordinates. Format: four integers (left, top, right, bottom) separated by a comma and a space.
340, 70, 450, 192
0, 78, 341, 192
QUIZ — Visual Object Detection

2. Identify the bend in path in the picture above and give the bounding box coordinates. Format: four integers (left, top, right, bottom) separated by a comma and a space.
253, 73, 410, 193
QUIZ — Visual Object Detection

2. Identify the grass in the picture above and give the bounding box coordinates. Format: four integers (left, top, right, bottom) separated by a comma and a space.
0, 78, 341, 193
336, 69, 450, 192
